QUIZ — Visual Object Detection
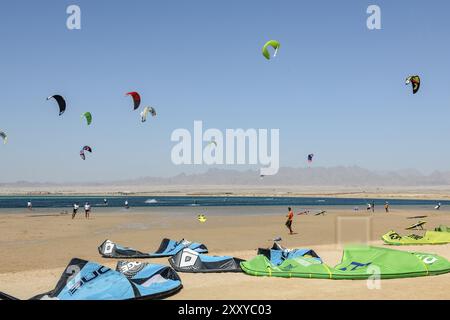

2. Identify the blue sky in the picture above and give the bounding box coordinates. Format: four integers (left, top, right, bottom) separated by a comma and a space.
1, 0, 450, 182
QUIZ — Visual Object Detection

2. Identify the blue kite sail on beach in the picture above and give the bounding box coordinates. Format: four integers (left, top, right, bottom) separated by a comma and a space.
257, 242, 322, 266
98, 238, 208, 258
0, 258, 182, 300
169, 248, 244, 273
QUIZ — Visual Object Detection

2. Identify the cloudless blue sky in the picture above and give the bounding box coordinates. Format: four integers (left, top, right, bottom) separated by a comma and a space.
1, 0, 450, 182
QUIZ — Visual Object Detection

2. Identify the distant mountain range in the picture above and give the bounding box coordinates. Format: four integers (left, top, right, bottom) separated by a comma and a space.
2, 166, 450, 187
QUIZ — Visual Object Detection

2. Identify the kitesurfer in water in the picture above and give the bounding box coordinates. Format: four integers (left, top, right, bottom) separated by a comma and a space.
125, 200, 129, 210
384, 201, 390, 213
285, 207, 294, 235
104, 198, 108, 206
72, 203, 79, 219
84, 202, 91, 219
27, 201, 32, 211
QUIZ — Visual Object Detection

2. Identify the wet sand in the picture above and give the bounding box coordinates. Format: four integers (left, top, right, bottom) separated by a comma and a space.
0, 206, 449, 300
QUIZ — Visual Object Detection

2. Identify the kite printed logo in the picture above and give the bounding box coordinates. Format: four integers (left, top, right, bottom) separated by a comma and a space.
179, 249, 199, 268
171, 121, 280, 176
67, 266, 111, 295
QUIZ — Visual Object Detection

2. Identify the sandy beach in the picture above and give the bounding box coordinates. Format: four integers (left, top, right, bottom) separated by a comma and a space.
0, 205, 449, 300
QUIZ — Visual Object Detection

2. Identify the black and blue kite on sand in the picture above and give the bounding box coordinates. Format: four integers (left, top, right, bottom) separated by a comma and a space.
257, 242, 323, 266
0, 259, 182, 300
169, 248, 244, 273
98, 238, 208, 258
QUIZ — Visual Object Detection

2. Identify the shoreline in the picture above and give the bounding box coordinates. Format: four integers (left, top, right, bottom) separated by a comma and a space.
2, 187, 450, 201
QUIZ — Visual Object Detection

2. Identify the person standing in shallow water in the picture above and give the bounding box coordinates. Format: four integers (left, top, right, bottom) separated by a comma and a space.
384, 201, 390, 213
285, 207, 294, 235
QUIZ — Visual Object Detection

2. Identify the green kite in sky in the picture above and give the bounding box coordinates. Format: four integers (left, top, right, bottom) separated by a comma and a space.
81, 112, 92, 126
262, 40, 280, 60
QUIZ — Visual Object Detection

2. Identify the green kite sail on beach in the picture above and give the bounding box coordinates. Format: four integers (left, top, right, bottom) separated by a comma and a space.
382, 230, 450, 245
435, 225, 450, 232
241, 245, 450, 279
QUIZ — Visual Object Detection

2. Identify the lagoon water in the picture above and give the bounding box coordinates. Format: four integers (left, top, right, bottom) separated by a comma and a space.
0, 196, 447, 211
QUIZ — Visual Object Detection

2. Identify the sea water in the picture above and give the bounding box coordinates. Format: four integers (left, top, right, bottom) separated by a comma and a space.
0, 195, 448, 210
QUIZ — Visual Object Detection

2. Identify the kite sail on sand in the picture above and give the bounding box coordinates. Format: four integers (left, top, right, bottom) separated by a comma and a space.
382, 230, 450, 245
406, 220, 427, 230
257, 242, 322, 266
169, 248, 244, 273
0, 258, 182, 300
241, 245, 450, 279
262, 40, 280, 60
46, 95, 66, 115
435, 225, 450, 232
98, 238, 208, 259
